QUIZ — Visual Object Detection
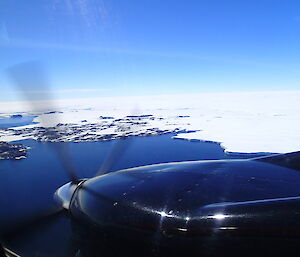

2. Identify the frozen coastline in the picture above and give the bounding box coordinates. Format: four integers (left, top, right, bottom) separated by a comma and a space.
1, 91, 300, 154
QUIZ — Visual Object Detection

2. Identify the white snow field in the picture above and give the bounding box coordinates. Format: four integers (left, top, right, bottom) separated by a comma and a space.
0, 91, 300, 154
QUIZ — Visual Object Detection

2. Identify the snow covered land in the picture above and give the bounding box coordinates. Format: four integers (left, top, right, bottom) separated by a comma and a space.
0, 91, 300, 154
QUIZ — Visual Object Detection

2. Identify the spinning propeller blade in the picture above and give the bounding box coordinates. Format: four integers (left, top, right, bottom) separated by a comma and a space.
0, 208, 63, 238
95, 109, 144, 177
2, 60, 134, 242
95, 138, 132, 176
7, 61, 78, 183
0, 61, 79, 239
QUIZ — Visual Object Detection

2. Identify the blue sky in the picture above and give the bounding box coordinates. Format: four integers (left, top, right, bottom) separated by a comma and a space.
1, 0, 300, 101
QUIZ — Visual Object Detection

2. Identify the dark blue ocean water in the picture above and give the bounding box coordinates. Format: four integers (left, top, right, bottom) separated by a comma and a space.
0, 129, 264, 256
0, 135, 236, 222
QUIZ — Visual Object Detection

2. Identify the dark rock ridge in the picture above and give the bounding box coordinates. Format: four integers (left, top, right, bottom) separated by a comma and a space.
99, 116, 114, 120
10, 114, 23, 118
177, 115, 190, 118
0, 141, 28, 160
45, 111, 63, 114
126, 115, 153, 118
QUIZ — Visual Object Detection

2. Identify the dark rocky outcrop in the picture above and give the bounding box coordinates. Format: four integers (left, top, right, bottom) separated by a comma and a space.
0, 141, 28, 160
10, 114, 23, 118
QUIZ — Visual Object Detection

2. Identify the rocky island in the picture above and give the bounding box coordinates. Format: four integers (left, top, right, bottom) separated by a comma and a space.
0, 114, 190, 143
0, 141, 29, 160
0, 112, 193, 160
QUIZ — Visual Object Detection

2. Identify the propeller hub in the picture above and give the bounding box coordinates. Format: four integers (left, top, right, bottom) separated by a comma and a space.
54, 180, 86, 209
